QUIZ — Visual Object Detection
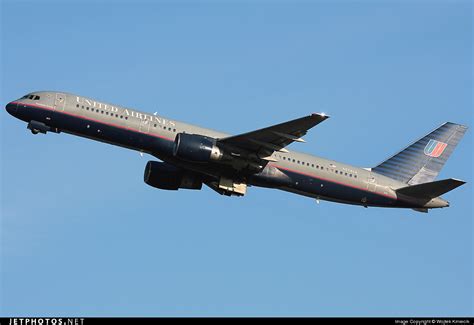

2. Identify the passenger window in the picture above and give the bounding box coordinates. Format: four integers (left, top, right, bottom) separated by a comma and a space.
125, 117, 128, 120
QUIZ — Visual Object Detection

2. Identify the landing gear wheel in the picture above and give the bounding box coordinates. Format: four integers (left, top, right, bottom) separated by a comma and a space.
31, 129, 39, 135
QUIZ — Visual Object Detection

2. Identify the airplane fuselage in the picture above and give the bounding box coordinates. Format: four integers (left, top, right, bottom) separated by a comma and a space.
5, 91, 450, 210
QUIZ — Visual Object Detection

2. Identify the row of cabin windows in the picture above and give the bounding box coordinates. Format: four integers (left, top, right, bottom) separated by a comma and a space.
334, 169, 357, 178
77, 104, 129, 120
22, 95, 40, 100
153, 123, 176, 132
280, 156, 357, 178
76, 104, 177, 132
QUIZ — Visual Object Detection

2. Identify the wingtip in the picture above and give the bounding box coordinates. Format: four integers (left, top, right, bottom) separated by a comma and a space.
312, 112, 330, 119
450, 178, 466, 185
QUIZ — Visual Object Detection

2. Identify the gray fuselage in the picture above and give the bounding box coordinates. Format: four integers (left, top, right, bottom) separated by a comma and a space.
5, 91, 449, 210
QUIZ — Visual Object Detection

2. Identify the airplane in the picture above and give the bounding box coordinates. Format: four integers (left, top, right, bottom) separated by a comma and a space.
5, 91, 468, 213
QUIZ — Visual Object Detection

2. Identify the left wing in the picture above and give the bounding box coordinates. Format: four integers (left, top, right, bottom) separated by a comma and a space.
218, 113, 328, 161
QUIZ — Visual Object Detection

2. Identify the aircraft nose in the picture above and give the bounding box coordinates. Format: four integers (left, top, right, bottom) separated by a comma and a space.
5, 101, 17, 115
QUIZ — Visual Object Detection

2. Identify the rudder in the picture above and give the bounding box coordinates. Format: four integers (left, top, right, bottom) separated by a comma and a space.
372, 122, 467, 185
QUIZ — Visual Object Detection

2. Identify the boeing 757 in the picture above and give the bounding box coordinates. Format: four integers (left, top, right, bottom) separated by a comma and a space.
5, 91, 468, 212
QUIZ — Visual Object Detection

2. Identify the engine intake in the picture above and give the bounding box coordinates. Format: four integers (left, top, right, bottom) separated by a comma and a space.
173, 133, 223, 163
144, 161, 202, 190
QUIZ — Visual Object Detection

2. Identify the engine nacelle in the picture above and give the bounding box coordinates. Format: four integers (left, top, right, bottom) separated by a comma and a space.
27, 120, 59, 134
173, 133, 223, 163
144, 161, 202, 190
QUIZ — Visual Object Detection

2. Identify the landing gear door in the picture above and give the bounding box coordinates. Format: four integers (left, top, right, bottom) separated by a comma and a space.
54, 93, 66, 111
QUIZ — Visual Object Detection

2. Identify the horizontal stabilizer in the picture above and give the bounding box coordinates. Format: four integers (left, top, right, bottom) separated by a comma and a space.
396, 178, 466, 199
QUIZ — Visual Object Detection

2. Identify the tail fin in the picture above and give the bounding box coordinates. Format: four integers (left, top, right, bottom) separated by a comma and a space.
372, 122, 468, 185
396, 178, 466, 199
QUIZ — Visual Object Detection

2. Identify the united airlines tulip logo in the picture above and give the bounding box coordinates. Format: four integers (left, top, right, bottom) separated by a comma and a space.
424, 139, 447, 158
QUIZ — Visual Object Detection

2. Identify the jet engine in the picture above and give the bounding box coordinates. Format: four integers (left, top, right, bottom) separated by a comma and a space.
144, 161, 202, 190
27, 120, 60, 134
173, 133, 223, 163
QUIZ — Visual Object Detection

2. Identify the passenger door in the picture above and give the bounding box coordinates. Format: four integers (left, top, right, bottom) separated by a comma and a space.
54, 93, 66, 111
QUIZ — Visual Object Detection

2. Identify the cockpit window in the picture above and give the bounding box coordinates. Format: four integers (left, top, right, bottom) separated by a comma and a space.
24, 94, 40, 100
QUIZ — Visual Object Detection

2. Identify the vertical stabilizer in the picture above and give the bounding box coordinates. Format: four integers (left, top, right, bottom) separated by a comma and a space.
372, 122, 467, 185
